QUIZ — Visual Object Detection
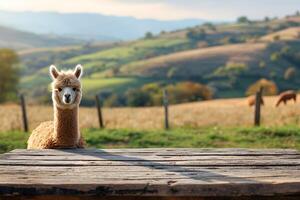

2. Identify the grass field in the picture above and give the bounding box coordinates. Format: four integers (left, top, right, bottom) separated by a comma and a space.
1, 96, 300, 154
1, 96, 300, 132
1, 126, 299, 154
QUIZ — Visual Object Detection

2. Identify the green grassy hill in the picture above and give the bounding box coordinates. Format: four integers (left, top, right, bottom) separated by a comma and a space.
19, 15, 300, 105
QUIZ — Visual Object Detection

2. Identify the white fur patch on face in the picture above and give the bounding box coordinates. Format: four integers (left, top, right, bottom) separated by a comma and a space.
61, 87, 76, 104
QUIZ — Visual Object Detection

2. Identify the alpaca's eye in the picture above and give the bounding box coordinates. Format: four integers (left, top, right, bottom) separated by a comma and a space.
73, 88, 77, 91
58, 88, 62, 92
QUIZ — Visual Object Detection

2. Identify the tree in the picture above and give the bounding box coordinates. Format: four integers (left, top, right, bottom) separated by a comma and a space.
160, 30, 166, 35
203, 22, 216, 31
246, 79, 278, 96
186, 29, 206, 41
145, 32, 154, 39
0, 49, 19, 102
125, 89, 151, 107
264, 16, 270, 22
237, 16, 250, 23
141, 83, 163, 106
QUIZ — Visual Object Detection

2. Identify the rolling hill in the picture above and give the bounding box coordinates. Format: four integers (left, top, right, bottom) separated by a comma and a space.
0, 25, 83, 50
0, 11, 206, 41
120, 43, 269, 77
260, 27, 300, 42
18, 14, 300, 105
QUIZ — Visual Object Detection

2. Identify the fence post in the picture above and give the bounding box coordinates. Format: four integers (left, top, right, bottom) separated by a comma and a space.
163, 89, 169, 130
19, 94, 29, 132
254, 87, 263, 126
95, 95, 104, 128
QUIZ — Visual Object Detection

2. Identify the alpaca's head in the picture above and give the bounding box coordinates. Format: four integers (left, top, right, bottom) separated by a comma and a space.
49, 65, 83, 109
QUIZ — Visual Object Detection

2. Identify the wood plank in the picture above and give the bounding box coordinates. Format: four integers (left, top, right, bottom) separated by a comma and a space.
0, 148, 299, 197
1, 165, 299, 176
9, 148, 300, 155
1, 165, 299, 173
1, 170, 300, 181
2, 154, 299, 161
1, 181, 300, 197
0, 159, 299, 166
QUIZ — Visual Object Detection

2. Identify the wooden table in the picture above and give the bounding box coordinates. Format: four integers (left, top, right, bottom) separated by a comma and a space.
0, 148, 300, 200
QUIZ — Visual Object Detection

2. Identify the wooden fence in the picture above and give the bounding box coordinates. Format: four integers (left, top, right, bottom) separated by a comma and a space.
17, 88, 264, 132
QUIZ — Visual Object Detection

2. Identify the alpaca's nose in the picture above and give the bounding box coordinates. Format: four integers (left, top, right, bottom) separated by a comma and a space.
64, 94, 71, 100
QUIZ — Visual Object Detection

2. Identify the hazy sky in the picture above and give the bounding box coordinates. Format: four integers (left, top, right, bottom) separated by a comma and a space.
0, 0, 299, 20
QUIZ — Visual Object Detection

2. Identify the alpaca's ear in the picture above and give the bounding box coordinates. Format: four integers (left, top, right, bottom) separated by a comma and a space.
74, 64, 83, 79
49, 65, 59, 80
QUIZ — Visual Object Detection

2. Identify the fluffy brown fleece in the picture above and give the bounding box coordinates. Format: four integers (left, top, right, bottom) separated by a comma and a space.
27, 65, 85, 149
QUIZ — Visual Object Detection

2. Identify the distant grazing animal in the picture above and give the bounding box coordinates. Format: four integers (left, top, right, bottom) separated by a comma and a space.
27, 65, 85, 149
247, 95, 264, 107
276, 90, 297, 107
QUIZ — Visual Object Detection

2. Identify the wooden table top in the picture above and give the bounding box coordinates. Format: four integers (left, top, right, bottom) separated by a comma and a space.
0, 148, 299, 198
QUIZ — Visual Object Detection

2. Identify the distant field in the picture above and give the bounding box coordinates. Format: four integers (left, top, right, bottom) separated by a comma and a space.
82, 77, 156, 95
1, 96, 300, 132
260, 27, 300, 42
120, 42, 269, 77
65, 38, 191, 73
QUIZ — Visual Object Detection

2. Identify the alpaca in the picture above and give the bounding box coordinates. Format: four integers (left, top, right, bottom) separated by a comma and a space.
247, 95, 264, 107
27, 65, 85, 149
276, 90, 297, 107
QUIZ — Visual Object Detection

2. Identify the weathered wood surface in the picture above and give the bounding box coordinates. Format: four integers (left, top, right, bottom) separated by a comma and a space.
0, 148, 299, 198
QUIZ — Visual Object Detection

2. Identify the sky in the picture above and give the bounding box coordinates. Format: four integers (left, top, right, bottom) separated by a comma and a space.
0, 0, 299, 21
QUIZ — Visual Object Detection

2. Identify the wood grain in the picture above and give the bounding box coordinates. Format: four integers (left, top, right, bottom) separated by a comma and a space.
0, 148, 299, 198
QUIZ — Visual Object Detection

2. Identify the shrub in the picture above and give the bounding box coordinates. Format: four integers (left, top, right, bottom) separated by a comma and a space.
141, 83, 163, 105
166, 82, 213, 104
259, 61, 266, 68
125, 89, 151, 107
270, 52, 280, 62
104, 94, 126, 107
214, 62, 248, 76
246, 78, 278, 96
